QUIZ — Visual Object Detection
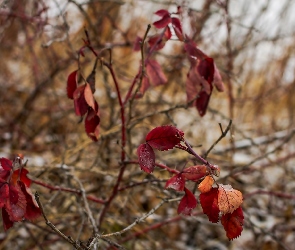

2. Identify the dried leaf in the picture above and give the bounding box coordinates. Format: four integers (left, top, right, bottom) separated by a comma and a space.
146, 125, 184, 151
137, 143, 155, 173
73, 85, 88, 116
85, 108, 100, 141
198, 176, 214, 193
218, 184, 243, 214
221, 206, 244, 240
84, 83, 96, 110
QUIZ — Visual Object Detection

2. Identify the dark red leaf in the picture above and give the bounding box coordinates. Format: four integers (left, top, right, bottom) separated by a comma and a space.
196, 91, 212, 117
153, 14, 171, 29
165, 174, 185, 191
0, 158, 12, 171
148, 35, 166, 51
182, 165, 207, 182
73, 85, 89, 116
0, 158, 12, 180
171, 17, 183, 41
146, 125, 184, 151
199, 187, 220, 223
146, 59, 167, 86
198, 57, 215, 83
6, 184, 26, 222
137, 143, 155, 173
177, 187, 197, 215
0, 183, 9, 208
133, 36, 143, 51
67, 70, 78, 99
154, 9, 170, 17
85, 108, 100, 142
221, 206, 244, 240
2, 207, 14, 231
19, 182, 41, 221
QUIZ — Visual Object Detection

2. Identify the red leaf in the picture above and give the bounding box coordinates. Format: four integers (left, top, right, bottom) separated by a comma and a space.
196, 91, 212, 117
85, 108, 100, 142
0, 158, 12, 180
0, 183, 9, 208
67, 70, 78, 99
164, 27, 172, 40
0, 158, 12, 171
177, 187, 197, 215
6, 183, 27, 222
146, 59, 167, 86
198, 57, 215, 84
171, 17, 183, 41
154, 9, 170, 17
2, 208, 14, 231
11, 168, 31, 187
84, 83, 96, 110
153, 14, 171, 29
73, 85, 89, 116
136, 75, 150, 98
221, 206, 244, 240
137, 143, 155, 173
165, 174, 185, 191
133, 36, 143, 51
19, 182, 41, 221
199, 187, 220, 223
146, 125, 184, 151
182, 165, 207, 181
148, 35, 166, 51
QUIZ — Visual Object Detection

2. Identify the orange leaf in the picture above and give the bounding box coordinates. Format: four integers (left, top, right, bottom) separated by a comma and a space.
198, 176, 214, 193
218, 184, 243, 214
84, 83, 95, 110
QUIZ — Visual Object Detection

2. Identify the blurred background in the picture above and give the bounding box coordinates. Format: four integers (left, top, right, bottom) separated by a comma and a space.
0, 0, 295, 249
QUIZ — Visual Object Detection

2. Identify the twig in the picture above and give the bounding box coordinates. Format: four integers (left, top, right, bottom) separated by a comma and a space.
34, 192, 87, 250
203, 120, 232, 158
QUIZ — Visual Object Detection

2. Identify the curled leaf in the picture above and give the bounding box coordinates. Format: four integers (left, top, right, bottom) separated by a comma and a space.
137, 143, 155, 173
85, 107, 100, 142
73, 85, 88, 116
146, 125, 184, 151
146, 59, 167, 86
218, 184, 243, 214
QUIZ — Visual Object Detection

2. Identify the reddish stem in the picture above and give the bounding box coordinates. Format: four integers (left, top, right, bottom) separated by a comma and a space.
31, 179, 105, 204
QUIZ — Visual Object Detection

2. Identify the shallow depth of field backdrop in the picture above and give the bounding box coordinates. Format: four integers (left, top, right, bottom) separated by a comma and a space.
1, 0, 295, 249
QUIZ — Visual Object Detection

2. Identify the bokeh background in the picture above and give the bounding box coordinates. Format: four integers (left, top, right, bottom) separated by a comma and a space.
0, 0, 295, 249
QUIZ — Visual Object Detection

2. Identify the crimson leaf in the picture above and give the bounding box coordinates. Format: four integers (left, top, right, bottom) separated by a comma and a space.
85, 107, 100, 142
165, 173, 185, 191
73, 85, 89, 116
146, 125, 184, 151
67, 70, 78, 99
153, 12, 171, 29
137, 143, 155, 173
199, 187, 220, 223
177, 187, 197, 216
221, 206, 244, 240
171, 17, 183, 41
